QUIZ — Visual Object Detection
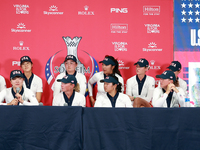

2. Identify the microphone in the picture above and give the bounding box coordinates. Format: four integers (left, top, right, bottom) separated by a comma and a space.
16, 87, 20, 93
15, 87, 20, 106
39, 102, 43, 106
64, 103, 68, 106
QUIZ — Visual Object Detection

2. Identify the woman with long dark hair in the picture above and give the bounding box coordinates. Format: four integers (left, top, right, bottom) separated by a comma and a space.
88, 55, 124, 106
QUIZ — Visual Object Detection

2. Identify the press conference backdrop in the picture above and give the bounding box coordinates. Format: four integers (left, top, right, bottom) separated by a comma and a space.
174, 0, 200, 106
0, 0, 173, 105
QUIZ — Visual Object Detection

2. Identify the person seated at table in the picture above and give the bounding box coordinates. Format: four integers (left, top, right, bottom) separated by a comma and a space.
0, 74, 6, 92
126, 58, 155, 107
0, 70, 39, 105
152, 70, 185, 107
53, 55, 86, 97
20, 56, 43, 102
52, 75, 86, 107
158, 61, 187, 94
94, 74, 132, 108
88, 55, 124, 106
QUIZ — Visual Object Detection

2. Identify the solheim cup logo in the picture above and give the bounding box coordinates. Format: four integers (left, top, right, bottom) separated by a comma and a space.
62, 36, 85, 74
45, 36, 100, 94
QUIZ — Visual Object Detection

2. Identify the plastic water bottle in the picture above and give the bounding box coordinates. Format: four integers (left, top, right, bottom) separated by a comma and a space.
64, 103, 68, 106
185, 91, 190, 107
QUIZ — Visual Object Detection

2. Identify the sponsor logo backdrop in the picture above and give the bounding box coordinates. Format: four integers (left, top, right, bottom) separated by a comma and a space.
174, 0, 200, 106
0, 0, 173, 106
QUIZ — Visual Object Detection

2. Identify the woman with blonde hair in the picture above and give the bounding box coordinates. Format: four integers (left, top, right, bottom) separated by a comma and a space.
52, 75, 85, 107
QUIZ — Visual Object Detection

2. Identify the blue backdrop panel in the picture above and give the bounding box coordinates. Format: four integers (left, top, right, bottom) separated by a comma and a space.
83, 108, 200, 150
0, 106, 82, 150
174, 0, 200, 50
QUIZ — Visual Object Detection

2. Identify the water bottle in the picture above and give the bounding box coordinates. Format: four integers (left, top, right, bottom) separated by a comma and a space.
185, 91, 190, 107
64, 103, 68, 106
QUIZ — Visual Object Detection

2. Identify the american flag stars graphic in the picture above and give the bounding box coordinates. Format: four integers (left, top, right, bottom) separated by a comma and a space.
45, 56, 54, 85
181, 0, 200, 23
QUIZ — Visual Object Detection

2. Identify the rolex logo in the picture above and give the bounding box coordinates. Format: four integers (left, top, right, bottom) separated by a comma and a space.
150, 60, 155, 65
13, 41, 30, 51
78, 5, 94, 15
84, 5, 89, 11
19, 41, 24, 46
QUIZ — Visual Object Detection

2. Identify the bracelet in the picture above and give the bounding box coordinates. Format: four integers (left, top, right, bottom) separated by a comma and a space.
132, 97, 136, 101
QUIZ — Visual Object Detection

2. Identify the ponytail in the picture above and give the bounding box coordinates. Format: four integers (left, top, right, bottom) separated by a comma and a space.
115, 82, 122, 93
108, 74, 122, 92
174, 79, 179, 87
105, 55, 122, 76
74, 83, 80, 92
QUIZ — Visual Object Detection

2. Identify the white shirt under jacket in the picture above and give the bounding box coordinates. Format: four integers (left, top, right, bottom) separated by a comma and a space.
0, 87, 39, 106
23, 74, 43, 96
126, 75, 155, 102
94, 93, 132, 108
52, 91, 86, 107
88, 71, 124, 98
0, 75, 6, 92
53, 72, 87, 97
152, 87, 185, 107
